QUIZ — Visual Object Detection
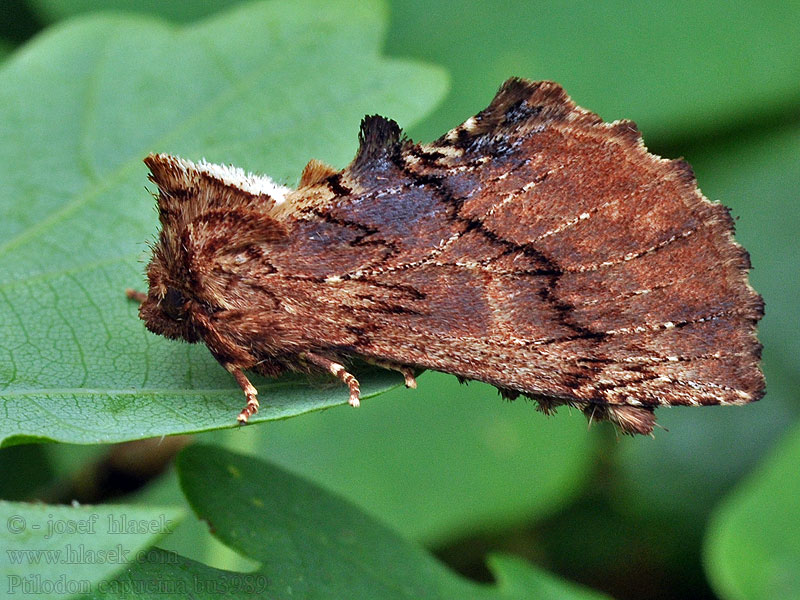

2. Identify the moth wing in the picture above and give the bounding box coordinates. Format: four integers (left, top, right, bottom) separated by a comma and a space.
300, 78, 762, 426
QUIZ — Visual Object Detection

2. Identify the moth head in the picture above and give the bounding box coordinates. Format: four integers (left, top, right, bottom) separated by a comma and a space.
138, 153, 291, 342
138, 261, 201, 343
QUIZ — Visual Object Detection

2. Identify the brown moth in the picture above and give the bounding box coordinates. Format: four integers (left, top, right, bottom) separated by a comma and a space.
129, 78, 764, 435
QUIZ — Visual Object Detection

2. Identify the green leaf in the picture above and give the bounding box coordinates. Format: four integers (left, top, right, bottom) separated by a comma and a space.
28, 0, 244, 23
0, 0, 447, 447
705, 422, 800, 600
217, 374, 596, 545
124, 462, 261, 574
0, 500, 182, 600
85, 444, 610, 599
0, 444, 55, 499
385, 0, 800, 144
125, 375, 596, 570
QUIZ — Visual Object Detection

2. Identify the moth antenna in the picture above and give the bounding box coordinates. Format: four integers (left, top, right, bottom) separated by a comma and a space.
125, 289, 147, 303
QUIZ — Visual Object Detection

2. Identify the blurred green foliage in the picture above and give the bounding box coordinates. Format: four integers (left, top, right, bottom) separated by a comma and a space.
706, 420, 800, 600
102, 445, 611, 600
1, 1, 798, 599
0, 500, 182, 600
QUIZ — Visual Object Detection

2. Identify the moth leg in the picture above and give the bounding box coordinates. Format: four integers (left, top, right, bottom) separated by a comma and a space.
227, 366, 259, 424
125, 289, 148, 303
365, 359, 417, 389
304, 352, 361, 407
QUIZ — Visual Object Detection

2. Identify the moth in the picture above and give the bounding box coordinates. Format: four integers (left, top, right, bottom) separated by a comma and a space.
128, 78, 764, 435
